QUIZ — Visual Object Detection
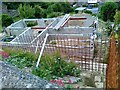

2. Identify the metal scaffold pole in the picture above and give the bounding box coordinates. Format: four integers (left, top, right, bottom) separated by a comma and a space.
36, 33, 49, 68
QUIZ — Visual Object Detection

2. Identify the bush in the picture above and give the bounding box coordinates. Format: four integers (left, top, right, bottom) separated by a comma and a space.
1, 14, 13, 27
82, 4, 88, 7
92, 13, 97, 16
93, 3, 98, 7
32, 51, 80, 80
25, 21, 37, 27
3, 48, 38, 69
83, 10, 92, 14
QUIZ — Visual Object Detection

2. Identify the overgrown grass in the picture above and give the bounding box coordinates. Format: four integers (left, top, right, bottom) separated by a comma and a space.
32, 51, 80, 80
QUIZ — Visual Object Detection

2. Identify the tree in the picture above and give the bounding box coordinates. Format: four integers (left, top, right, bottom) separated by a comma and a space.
118, 1, 120, 10
4, 2, 23, 9
52, 3, 63, 12
61, 2, 74, 13
34, 5, 44, 18
46, 5, 54, 14
46, 2, 74, 14
2, 14, 13, 27
18, 4, 35, 19
100, 2, 118, 21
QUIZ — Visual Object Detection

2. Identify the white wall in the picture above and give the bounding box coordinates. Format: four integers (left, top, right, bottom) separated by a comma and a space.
88, 0, 98, 3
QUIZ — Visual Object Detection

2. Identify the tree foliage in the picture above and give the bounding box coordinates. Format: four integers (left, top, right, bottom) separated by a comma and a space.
100, 2, 118, 21
6, 2, 74, 19
18, 4, 35, 19
61, 2, 74, 13
46, 2, 74, 14
2, 14, 13, 27
3, 2, 23, 9
34, 5, 45, 18
118, 1, 120, 10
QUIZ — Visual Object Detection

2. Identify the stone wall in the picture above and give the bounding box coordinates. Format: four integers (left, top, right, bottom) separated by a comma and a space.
0, 61, 62, 89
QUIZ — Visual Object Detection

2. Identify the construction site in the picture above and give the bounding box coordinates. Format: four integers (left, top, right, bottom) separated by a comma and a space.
1, 13, 120, 88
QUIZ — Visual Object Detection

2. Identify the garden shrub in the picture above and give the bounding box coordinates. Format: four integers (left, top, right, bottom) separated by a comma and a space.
93, 3, 98, 7
2, 14, 14, 27
25, 21, 37, 27
82, 4, 88, 7
32, 51, 80, 80
0, 51, 9, 59
3, 48, 38, 69
83, 10, 92, 14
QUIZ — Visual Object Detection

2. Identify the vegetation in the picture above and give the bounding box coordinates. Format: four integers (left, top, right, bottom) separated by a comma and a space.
34, 5, 45, 18
4, 2, 22, 9
2, 48, 80, 81
1, 35, 16, 42
118, 1, 120, 10
114, 10, 120, 25
100, 2, 118, 21
32, 52, 80, 80
83, 10, 92, 14
47, 12, 62, 18
0, 24, 3, 33
3, 48, 38, 69
1, 14, 13, 27
114, 10, 120, 39
13, 16, 21, 22
0, 14, 3, 33
4, 2, 74, 20
93, 3, 99, 7
25, 21, 37, 27
82, 4, 88, 7
18, 4, 35, 19
105, 21, 113, 36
